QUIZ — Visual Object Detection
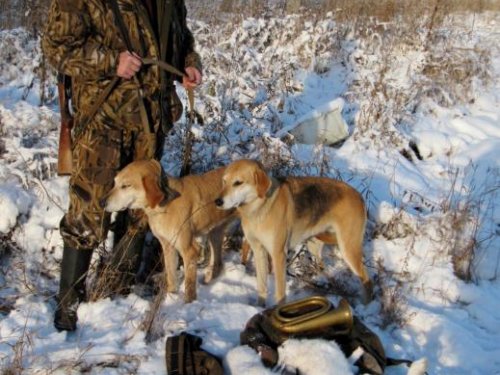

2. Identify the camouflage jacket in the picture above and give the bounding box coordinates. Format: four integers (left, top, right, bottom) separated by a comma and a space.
42, 0, 202, 129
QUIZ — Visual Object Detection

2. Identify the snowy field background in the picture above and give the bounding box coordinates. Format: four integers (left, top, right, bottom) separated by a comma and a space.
0, 4, 499, 374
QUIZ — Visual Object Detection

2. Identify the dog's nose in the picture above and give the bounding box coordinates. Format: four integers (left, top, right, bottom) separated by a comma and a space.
214, 198, 223, 207
99, 197, 107, 209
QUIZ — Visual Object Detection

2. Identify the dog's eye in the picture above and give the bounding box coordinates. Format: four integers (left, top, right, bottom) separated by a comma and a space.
121, 184, 131, 189
233, 181, 243, 187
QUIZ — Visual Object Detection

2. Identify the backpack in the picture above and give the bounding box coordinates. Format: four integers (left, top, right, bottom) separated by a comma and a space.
240, 296, 416, 374
165, 332, 223, 375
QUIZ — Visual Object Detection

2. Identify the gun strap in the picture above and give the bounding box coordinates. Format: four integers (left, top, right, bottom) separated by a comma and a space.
108, 0, 185, 135
75, 76, 120, 139
108, 0, 133, 51
143, 57, 186, 78
158, 0, 173, 64
77, 0, 189, 140
110, 0, 153, 135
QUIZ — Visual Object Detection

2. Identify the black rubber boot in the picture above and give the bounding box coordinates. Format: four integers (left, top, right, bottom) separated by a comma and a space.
134, 235, 163, 297
54, 246, 93, 331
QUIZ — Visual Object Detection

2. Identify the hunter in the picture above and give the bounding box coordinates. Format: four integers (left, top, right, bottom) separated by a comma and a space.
42, 0, 202, 331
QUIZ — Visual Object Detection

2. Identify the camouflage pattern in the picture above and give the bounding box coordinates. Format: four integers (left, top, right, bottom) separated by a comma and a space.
42, 0, 202, 250
60, 123, 164, 249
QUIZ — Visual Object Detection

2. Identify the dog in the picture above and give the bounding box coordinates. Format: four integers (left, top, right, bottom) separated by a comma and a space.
215, 159, 372, 306
103, 159, 236, 303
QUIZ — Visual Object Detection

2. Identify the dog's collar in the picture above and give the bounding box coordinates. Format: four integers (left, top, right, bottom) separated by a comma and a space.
159, 166, 171, 207
266, 176, 282, 198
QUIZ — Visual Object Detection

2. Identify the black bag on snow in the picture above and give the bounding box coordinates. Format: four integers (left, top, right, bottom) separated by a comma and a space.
240, 296, 413, 374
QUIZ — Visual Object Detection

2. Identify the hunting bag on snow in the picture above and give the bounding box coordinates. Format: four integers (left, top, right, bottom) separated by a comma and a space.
240, 295, 415, 374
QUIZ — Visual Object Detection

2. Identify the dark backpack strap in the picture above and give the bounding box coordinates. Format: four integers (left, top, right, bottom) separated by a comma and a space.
108, 0, 154, 135
166, 332, 223, 375
166, 333, 186, 375
157, 0, 174, 63
108, 0, 134, 52
183, 333, 200, 375
386, 357, 414, 367
350, 317, 422, 373
75, 0, 184, 141
73, 76, 120, 140
240, 313, 280, 368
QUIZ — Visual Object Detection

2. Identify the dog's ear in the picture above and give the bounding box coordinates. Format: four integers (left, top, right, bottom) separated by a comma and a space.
142, 174, 165, 209
254, 168, 271, 198
149, 159, 163, 175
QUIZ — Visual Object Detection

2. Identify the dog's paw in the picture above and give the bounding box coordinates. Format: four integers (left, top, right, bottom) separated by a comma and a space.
184, 294, 196, 304
203, 264, 222, 284
164, 291, 181, 303
183, 284, 197, 303
167, 285, 178, 294
203, 269, 214, 284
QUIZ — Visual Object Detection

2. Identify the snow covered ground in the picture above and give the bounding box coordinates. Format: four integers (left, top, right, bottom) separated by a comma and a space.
0, 9, 499, 375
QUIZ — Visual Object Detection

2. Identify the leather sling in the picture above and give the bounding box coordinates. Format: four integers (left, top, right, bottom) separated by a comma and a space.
77, 0, 186, 139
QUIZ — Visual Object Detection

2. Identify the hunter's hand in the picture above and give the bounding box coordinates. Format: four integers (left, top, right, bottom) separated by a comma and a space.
183, 67, 202, 89
117, 51, 142, 80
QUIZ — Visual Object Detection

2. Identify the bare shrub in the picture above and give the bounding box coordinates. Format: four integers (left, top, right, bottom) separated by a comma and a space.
373, 209, 417, 241
374, 258, 411, 329
345, 7, 493, 147
287, 244, 358, 300
0, 0, 50, 33
436, 167, 500, 282
0, 319, 33, 374
254, 136, 297, 175
319, 0, 499, 20
420, 45, 491, 106
447, 207, 479, 282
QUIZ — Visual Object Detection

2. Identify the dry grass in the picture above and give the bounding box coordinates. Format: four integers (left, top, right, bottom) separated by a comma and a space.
374, 258, 411, 329
438, 167, 500, 282
186, 0, 500, 22
2, 0, 498, 31
318, 0, 499, 23
0, 0, 49, 34
0, 317, 33, 375
372, 163, 500, 288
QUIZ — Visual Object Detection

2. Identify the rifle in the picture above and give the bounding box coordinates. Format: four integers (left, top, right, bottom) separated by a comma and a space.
57, 73, 73, 176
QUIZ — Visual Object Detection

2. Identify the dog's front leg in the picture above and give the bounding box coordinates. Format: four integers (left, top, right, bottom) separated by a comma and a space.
161, 240, 179, 293
271, 241, 288, 305
204, 226, 224, 284
248, 238, 268, 307
182, 242, 200, 303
